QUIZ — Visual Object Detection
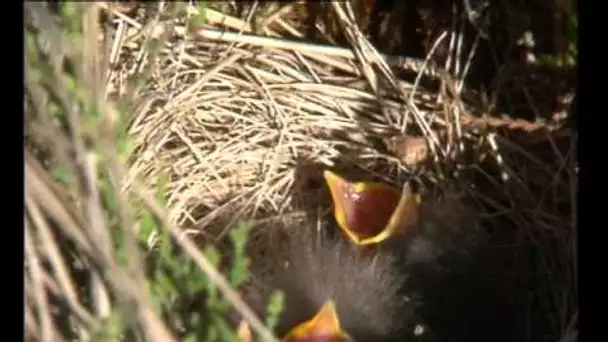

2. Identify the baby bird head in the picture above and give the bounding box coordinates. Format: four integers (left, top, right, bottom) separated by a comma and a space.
242, 223, 430, 342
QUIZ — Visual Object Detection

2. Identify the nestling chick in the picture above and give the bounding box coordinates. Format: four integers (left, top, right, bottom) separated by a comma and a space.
240, 223, 433, 342
323, 170, 513, 342
323, 170, 481, 266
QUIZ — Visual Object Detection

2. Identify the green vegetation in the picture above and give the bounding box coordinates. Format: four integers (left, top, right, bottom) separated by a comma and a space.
25, 3, 281, 341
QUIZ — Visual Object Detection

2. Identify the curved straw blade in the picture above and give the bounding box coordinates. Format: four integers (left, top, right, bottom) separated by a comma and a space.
323, 170, 421, 246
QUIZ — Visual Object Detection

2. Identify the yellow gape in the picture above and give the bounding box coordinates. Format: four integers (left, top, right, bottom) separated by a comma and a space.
283, 300, 350, 342
323, 170, 421, 246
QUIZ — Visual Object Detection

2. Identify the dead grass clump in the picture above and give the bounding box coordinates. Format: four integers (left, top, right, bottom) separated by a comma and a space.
117, 3, 575, 341
27, 1, 576, 341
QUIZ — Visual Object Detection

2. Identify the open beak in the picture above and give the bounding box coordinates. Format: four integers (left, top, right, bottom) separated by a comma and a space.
284, 300, 349, 342
323, 170, 421, 246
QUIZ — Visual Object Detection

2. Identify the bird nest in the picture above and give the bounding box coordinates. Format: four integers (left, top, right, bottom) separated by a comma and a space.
26, 2, 577, 341
123, 2, 575, 337
124, 2, 573, 335
122, 8, 544, 236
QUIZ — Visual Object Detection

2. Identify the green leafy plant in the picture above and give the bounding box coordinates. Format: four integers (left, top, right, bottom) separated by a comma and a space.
25, 2, 283, 341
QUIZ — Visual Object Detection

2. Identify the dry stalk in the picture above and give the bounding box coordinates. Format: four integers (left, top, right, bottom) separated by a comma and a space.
25, 221, 56, 342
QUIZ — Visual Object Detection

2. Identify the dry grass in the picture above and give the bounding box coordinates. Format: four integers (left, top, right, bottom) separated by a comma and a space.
25, 1, 577, 341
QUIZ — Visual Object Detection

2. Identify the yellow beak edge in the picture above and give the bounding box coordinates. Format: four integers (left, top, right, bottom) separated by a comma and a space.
284, 300, 348, 341
323, 170, 421, 246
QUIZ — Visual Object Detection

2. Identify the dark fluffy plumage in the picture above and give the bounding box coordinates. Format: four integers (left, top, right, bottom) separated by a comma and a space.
390, 188, 484, 268
242, 224, 433, 342
234, 185, 486, 341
